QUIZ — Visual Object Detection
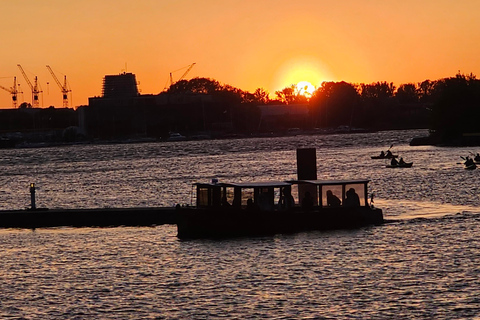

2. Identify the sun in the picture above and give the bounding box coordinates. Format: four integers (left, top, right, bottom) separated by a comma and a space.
271, 55, 334, 96
296, 81, 316, 97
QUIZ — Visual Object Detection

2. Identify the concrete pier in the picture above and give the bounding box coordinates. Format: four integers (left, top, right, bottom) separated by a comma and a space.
0, 207, 177, 229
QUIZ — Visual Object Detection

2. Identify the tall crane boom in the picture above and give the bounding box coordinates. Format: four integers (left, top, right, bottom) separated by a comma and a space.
165, 62, 196, 90
179, 62, 196, 82
17, 64, 41, 107
0, 77, 22, 108
46, 65, 71, 107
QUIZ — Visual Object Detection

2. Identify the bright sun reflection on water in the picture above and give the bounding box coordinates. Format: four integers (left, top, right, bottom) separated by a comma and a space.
374, 198, 479, 220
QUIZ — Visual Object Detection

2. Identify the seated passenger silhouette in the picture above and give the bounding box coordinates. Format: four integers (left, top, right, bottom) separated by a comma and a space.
344, 188, 360, 207
326, 190, 341, 207
280, 186, 295, 210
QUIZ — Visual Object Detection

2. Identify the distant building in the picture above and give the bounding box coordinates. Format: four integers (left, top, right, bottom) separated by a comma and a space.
84, 72, 213, 139
103, 72, 139, 98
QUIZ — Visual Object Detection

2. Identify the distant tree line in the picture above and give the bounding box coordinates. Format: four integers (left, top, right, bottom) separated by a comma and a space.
166, 76, 431, 132
2, 72, 478, 145
168, 72, 480, 137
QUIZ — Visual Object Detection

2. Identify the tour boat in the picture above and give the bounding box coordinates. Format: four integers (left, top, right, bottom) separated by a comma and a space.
175, 179, 384, 239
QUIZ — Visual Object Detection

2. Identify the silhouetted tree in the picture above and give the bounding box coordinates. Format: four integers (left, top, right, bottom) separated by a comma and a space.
275, 85, 308, 104
167, 77, 222, 94
253, 88, 270, 105
395, 83, 418, 104
19, 102, 32, 109
360, 81, 395, 100
430, 72, 480, 141
310, 81, 360, 128
275, 85, 296, 104
417, 79, 436, 103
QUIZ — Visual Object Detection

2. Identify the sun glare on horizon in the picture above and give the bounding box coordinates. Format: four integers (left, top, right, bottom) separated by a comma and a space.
296, 81, 316, 96
271, 55, 333, 97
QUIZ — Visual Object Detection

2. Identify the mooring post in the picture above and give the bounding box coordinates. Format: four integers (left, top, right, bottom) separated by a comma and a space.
29, 183, 36, 210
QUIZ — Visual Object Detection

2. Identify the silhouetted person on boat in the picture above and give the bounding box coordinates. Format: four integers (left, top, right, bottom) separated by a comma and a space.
475, 153, 480, 162
232, 196, 241, 207
379, 151, 385, 158
391, 157, 399, 166
302, 191, 314, 210
345, 188, 360, 207
386, 150, 393, 158
398, 157, 406, 165
280, 186, 295, 210
326, 190, 341, 207
222, 195, 231, 207
246, 198, 259, 212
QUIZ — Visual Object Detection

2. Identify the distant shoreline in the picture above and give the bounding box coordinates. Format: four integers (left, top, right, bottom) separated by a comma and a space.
410, 133, 480, 147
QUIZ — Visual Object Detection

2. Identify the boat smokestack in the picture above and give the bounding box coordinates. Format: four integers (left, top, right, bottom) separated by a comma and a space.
296, 148, 317, 180
296, 148, 318, 206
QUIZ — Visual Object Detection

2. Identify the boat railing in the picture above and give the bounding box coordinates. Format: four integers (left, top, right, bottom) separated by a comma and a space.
192, 179, 372, 211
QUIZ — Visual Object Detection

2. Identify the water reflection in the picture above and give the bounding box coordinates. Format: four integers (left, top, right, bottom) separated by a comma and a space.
0, 129, 479, 222
374, 199, 478, 219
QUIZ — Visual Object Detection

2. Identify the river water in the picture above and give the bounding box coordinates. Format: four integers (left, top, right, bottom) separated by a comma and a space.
1, 129, 480, 319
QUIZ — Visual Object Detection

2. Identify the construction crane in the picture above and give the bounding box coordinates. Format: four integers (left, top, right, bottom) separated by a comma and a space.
165, 62, 196, 90
17, 64, 41, 107
46, 65, 71, 107
0, 76, 22, 108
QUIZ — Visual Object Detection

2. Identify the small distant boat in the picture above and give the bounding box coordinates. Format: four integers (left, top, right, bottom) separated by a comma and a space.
465, 163, 477, 170
386, 162, 413, 168
371, 154, 398, 159
166, 132, 187, 141
372, 145, 398, 159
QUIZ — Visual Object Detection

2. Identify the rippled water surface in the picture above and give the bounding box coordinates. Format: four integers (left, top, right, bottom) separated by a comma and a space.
1, 129, 480, 319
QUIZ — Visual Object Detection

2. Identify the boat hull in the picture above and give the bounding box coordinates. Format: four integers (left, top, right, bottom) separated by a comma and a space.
386, 162, 413, 168
176, 206, 384, 239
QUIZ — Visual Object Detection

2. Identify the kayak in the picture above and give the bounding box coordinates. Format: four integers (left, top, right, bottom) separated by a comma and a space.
371, 154, 398, 159
465, 164, 477, 170
386, 162, 413, 168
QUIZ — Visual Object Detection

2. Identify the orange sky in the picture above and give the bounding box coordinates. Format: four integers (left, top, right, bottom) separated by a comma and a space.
1, 0, 480, 109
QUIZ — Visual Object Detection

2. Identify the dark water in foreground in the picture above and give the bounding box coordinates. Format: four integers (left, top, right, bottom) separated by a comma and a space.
1, 129, 480, 319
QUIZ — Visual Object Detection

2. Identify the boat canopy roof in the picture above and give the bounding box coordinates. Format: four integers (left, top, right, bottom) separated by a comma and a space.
195, 179, 370, 189
289, 179, 370, 186
194, 181, 292, 188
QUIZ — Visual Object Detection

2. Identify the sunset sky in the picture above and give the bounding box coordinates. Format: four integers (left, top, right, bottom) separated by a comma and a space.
1, 0, 480, 108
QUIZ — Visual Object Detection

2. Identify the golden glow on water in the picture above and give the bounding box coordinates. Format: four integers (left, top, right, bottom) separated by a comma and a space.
1, 130, 480, 318
374, 199, 479, 220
